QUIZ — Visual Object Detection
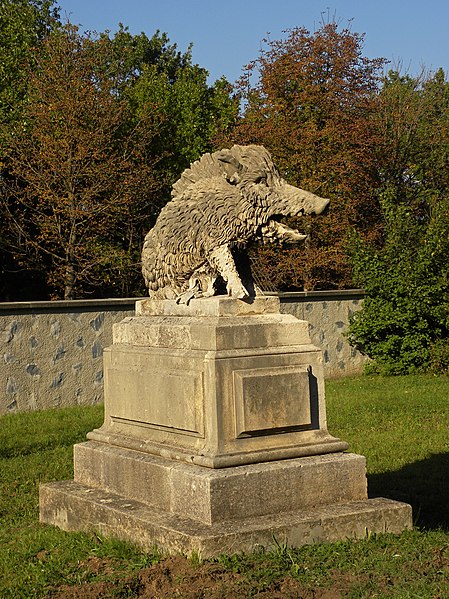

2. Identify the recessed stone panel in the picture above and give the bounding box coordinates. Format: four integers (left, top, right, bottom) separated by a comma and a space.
109, 367, 204, 437
233, 365, 312, 437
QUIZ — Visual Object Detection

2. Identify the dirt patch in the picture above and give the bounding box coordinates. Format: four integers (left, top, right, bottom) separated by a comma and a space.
45, 555, 369, 598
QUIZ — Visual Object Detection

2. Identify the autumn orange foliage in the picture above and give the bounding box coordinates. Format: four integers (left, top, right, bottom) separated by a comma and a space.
224, 23, 387, 289
1, 25, 164, 299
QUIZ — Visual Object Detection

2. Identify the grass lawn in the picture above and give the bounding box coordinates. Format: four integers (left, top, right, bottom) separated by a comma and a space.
1, 375, 449, 597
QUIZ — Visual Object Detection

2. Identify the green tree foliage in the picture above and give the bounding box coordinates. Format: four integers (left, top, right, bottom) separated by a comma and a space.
227, 22, 386, 290
107, 26, 238, 189
131, 67, 235, 175
348, 70, 449, 374
0, 0, 59, 130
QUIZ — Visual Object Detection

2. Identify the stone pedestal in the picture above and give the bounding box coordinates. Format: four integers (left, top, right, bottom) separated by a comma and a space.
40, 296, 412, 556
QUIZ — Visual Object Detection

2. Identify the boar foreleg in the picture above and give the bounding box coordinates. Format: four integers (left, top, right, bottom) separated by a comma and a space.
209, 244, 250, 299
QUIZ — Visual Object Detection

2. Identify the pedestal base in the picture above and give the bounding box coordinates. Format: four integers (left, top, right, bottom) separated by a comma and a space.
39, 298, 413, 556
39, 443, 412, 557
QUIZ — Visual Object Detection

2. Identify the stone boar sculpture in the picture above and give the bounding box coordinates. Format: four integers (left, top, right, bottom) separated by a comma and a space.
142, 144, 329, 303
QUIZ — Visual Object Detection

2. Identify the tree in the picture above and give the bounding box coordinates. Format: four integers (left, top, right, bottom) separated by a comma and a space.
348, 189, 449, 375
226, 22, 386, 290
347, 69, 449, 374
1, 24, 163, 299
0, 1, 61, 299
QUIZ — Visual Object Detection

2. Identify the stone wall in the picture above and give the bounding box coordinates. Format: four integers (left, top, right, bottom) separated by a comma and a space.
0, 299, 136, 414
0, 291, 366, 414
277, 290, 367, 378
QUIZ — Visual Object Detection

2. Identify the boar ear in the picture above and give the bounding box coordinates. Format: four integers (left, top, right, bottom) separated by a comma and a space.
216, 150, 244, 182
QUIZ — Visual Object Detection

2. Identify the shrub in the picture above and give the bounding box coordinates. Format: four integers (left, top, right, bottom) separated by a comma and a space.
347, 188, 449, 375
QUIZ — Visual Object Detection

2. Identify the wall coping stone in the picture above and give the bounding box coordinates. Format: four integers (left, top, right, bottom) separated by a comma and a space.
268, 289, 366, 301
0, 297, 147, 314
0, 290, 365, 313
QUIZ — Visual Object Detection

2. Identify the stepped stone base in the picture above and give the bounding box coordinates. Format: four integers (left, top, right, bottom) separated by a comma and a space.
40, 444, 412, 557
71, 444, 368, 525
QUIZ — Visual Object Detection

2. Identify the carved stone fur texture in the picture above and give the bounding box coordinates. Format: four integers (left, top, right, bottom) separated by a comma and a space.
141, 145, 330, 302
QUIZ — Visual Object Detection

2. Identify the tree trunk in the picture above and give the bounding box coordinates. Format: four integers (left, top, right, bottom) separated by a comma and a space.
64, 262, 76, 300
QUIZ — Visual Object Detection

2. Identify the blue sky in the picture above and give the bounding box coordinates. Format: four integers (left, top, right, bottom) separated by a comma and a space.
56, 0, 449, 83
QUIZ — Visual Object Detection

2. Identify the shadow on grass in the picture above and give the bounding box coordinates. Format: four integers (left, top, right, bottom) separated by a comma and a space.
368, 452, 449, 530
